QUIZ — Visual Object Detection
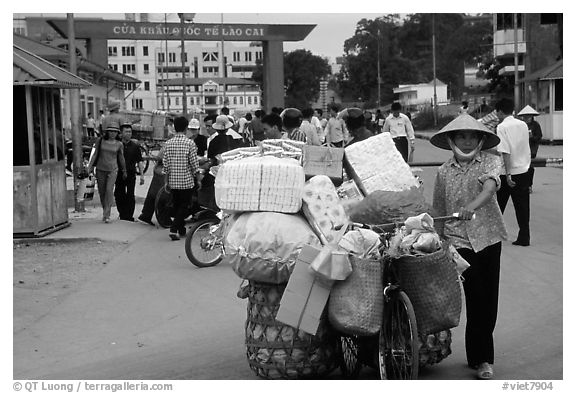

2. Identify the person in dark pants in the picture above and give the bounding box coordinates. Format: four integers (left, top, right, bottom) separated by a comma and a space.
383, 102, 415, 162
517, 105, 542, 193
495, 98, 532, 246
114, 121, 145, 221
137, 150, 165, 226
162, 116, 202, 240
431, 114, 507, 380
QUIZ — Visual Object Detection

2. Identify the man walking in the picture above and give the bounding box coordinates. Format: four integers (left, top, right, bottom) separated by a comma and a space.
383, 102, 415, 162
114, 121, 145, 222
325, 104, 345, 147
495, 98, 532, 246
162, 116, 202, 240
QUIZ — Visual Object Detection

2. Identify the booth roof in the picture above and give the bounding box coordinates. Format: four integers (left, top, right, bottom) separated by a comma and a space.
13, 44, 92, 89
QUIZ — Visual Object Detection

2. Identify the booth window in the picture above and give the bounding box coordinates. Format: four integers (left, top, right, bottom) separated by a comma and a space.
554, 79, 562, 111
13, 86, 30, 166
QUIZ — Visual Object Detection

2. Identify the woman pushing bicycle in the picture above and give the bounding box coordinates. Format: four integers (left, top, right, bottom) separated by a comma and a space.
430, 113, 508, 380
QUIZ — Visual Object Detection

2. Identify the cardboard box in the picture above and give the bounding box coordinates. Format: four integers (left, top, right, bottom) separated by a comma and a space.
302, 145, 345, 185
276, 245, 334, 335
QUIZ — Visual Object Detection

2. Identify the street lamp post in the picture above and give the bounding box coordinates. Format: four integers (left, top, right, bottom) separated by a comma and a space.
179, 13, 187, 116
361, 28, 380, 108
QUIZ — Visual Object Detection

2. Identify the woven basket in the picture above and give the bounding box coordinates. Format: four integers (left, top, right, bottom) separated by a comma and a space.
328, 256, 383, 336
394, 244, 462, 335
245, 281, 338, 379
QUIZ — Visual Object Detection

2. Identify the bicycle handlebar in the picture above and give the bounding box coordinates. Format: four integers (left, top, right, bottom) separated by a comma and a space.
336, 212, 475, 232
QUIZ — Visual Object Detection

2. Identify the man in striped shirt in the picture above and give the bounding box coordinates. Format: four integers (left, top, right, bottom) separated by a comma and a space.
162, 116, 202, 240
282, 108, 307, 142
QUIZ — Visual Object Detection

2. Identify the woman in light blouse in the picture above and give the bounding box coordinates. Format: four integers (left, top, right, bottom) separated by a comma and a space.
431, 114, 507, 380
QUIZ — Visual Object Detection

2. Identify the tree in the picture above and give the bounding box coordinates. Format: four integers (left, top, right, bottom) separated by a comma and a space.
251, 50, 331, 109
336, 14, 493, 105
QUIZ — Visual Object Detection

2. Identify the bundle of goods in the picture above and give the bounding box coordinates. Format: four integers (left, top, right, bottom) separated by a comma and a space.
385, 213, 463, 336
215, 156, 305, 213
302, 145, 345, 185
224, 211, 321, 284
261, 139, 305, 161
418, 330, 452, 367
242, 281, 338, 379
346, 186, 434, 225
344, 132, 419, 195
219, 146, 262, 163
301, 175, 349, 244
328, 228, 384, 336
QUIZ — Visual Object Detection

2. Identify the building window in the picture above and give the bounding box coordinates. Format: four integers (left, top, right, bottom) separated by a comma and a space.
202, 52, 219, 62
233, 97, 237, 105
180, 52, 188, 63
122, 64, 136, 74
239, 96, 243, 105
144, 81, 150, 91
254, 96, 258, 105
202, 66, 219, 75
190, 97, 194, 105
108, 46, 118, 57
143, 64, 149, 74
158, 53, 165, 63
248, 97, 252, 105
169, 52, 177, 63
233, 51, 241, 62
219, 96, 223, 105
255, 51, 262, 61
244, 51, 252, 62
143, 46, 149, 56
109, 64, 118, 71
132, 98, 143, 109
496, 13, 523, 30
175, 97, 180, 106
541, 13, 558, 25
122, 46, 135, 56
554, 79, 563, 111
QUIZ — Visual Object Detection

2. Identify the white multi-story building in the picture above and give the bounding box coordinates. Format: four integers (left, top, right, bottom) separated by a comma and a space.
107, 13, 263, 115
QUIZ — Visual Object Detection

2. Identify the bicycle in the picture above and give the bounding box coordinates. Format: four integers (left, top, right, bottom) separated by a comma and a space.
336, 213, 468, 380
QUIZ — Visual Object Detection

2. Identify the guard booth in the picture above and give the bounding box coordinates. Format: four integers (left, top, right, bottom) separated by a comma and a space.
13, 44, 92, 237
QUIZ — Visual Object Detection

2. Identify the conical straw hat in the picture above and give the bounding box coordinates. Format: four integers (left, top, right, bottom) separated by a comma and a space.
517, 105, 539, 116
430, 113, 500, 150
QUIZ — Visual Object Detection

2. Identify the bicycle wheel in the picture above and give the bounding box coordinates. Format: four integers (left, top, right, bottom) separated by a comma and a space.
154, 185, 173, 228
378, 290, 419, 380
184, 218, 223, 267
339, 335, 362, 379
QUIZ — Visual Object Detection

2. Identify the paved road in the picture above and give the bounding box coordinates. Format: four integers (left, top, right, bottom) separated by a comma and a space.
13, 140, 563, 382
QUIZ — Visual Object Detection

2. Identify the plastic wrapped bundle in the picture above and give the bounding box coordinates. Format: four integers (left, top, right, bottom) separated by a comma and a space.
302, 175, 348, 244
344, 132, 419, 194
215, 156, 305, 213
245, 281, 339, 379
225, 212, 322, 284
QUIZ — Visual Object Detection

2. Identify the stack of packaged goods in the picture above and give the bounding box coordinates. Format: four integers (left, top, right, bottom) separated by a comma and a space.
215, 152, 338, 379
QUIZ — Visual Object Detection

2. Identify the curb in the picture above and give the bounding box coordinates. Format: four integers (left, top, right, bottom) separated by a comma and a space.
13, 237, 118, 245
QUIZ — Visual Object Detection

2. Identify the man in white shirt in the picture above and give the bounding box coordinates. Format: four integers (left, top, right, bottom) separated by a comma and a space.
495, 98, 531, 246
312, 109, 325, 143
383, 102, 415, 162
300, 108, 322, 145
325, 104, 345, 147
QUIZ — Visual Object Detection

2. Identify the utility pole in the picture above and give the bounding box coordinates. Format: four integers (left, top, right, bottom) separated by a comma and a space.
432, 14, 438, 127
220, 13, 227, 107
376, 27, 381, 109
67, 13, 85, 212
179, 13, 187, 116
513, 13, 520, 113
165, 13, 170, 111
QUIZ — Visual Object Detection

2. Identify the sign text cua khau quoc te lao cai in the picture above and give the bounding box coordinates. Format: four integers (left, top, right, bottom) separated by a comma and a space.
112, 23, 266, 39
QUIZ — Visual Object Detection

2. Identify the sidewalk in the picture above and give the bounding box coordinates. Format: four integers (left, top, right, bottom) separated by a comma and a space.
36, 172, 159, 243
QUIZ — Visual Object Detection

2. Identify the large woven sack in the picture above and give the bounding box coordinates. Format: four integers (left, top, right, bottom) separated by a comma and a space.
328, 256, 383, 336
245, 281, 338, 379
394, 244, 462, 335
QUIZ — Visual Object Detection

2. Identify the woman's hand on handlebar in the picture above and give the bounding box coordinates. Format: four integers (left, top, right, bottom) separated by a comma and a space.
456, 206, 475, 221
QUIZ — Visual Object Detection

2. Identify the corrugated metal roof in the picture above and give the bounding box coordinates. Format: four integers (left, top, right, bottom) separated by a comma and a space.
519, 60, 563, 83
13, 33, 140, 84
14, 44, 92, 88
163, 77, 259, 86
